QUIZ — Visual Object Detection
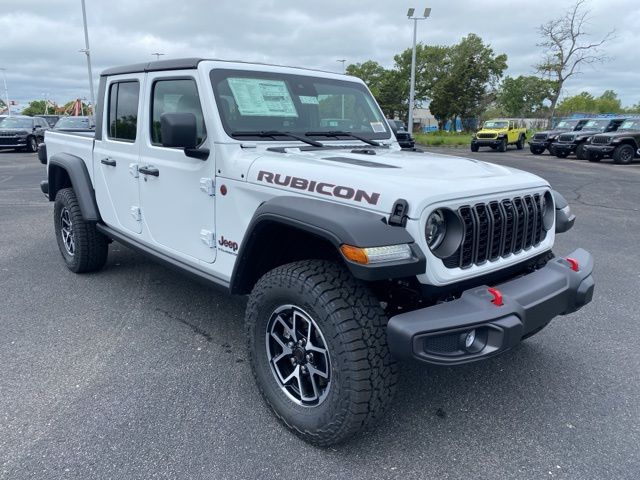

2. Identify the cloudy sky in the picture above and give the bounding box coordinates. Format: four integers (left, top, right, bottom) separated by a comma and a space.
0, 0, 638, 109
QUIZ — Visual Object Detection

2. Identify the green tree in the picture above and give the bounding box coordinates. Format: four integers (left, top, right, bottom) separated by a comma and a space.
625, 102, 640, 114
21, 100, 48, 116
346, 60, 386, 97
596, 90, 622, 113
556, 90, 623, 115
498, 75, 557, 117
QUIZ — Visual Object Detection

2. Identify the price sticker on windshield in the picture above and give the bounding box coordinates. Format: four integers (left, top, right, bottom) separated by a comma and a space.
228, 78, 298, 117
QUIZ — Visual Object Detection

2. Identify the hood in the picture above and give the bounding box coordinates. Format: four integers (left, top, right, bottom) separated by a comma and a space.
245, 147, 549, 218
594, 129, 640, 139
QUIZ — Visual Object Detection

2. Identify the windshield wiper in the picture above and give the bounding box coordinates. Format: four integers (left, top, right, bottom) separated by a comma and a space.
305, 131, 381, 147
231, 130, 324, 147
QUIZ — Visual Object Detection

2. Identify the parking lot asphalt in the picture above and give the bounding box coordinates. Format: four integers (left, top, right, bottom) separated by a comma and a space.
1, 147, 639, 480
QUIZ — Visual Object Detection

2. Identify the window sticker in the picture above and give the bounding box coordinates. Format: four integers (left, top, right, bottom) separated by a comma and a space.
227, 78, 298, 117
370, 121, 386, 133
299, 95, 319, 105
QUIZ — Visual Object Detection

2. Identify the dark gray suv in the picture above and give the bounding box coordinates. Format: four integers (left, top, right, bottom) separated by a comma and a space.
0, 115, 49, 152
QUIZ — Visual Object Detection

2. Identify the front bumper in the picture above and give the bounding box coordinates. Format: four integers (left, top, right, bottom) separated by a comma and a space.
529, 140, 550, 149
472, 138, 504, 147
553, 143, 577, 155
585, 144, 615, 156
387, 248, 594, 365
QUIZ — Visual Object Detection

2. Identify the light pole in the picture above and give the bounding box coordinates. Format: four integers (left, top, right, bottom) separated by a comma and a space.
1, 68, 10, 116
79, 0, 96, 112
152, 53, 165, 61
407, 7, 431, 134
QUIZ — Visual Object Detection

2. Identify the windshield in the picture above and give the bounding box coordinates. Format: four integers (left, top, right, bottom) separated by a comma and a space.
0, 117, 33, 129
210, 69, 391, 141
483, 121, 508, 129
555, 120, 579, 130
583, 119, 610, 129
55, 117, 92, 129
618, 120, 640, 131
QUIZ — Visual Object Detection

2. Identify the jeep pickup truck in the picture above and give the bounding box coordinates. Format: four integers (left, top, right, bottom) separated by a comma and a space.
470, 119, 527, 152
39, 58, 594, 446
584, 118, 640, 164
528, 118, 590, 155
553, 118, 625, 159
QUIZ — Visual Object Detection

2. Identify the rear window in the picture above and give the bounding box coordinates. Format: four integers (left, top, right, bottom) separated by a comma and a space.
107, 81, 140, 141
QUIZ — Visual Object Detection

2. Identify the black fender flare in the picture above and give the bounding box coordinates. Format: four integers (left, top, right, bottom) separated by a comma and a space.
48, 153, 100, 221
552, 190, 575, 234
229, 196, 426, 294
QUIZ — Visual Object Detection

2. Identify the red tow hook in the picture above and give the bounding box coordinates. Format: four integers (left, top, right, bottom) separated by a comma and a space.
487, 287, 504, 307
566, 257, 579, 272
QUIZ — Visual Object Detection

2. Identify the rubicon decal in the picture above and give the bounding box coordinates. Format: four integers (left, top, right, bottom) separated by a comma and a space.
218, 235, 239, 253
257, 171, 380, 205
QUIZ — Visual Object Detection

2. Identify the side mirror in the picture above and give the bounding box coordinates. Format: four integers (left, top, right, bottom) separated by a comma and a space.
160, 112, 198, 149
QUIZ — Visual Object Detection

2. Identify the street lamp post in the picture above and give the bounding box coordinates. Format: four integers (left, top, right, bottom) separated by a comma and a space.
152, 53, 165, 61
406, 7, 431, 134
80, 0, 96, 112
1, 68, 11, 116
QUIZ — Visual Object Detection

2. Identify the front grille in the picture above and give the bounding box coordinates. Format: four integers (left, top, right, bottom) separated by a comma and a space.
558, 134, 575, 143
442, 194, 547, 269
477, 133, 497, 139
591, 135, 611, 145
0, 132, 16, 137
533, 133, 548, 141
0, 138, 20, 145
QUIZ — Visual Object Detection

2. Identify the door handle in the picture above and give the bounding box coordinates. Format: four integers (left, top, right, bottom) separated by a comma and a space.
101, 158, 117, 167
139, 166, 159, 177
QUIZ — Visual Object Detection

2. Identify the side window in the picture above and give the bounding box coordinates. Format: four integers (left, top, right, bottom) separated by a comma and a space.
108, 81, 140, 142
151, 78, 206, 146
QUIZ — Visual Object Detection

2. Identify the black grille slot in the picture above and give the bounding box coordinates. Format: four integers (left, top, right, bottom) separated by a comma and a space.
591, 135, 610, 145
443, 194, 547, 269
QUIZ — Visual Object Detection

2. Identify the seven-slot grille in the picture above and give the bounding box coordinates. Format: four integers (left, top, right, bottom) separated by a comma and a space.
442, 194, 547, 269
591, 135, 611, 145
558, 134, 575, 142
477, 133, 497, 139
533, 133, 548, 141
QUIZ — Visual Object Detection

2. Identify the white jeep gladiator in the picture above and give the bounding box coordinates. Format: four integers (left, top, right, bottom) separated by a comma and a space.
39, 58, 594, 446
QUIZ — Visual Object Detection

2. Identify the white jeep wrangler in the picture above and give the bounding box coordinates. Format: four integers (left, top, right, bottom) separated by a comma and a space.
39, 58, 594, 446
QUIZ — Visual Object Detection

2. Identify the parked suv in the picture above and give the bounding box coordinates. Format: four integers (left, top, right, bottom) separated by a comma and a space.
387, 119, 415, 149
553, 118, 625, 159
471, 119, 527, 152
39, 58, 594, 446
0, 115, 49, 152
585, 118, 640, 164
529, 118, 590, 155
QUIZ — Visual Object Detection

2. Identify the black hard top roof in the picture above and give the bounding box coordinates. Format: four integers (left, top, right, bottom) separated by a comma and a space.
100, 57, 344, 77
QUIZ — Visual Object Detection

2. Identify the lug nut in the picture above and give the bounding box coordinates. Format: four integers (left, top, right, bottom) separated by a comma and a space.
298, 339, 305, 346
290, 357, 297, 365
287, 341, 294, 348
306, 353, 314, 363
300, 366, 307, 374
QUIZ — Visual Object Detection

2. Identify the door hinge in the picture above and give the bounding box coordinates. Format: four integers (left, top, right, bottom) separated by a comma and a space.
200, 177, 215, 196
130, 206, 142, 222
129, 163, 139, 178
200, 229, 215, 248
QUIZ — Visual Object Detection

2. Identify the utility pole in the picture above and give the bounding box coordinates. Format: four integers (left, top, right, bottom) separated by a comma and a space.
79, 0, 96, 112
406, 7, 431, 134
152, 53, 165, 61
1, 68, 11, 116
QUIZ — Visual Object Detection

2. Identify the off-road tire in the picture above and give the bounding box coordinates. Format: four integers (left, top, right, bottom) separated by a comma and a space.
555, 150, 569, 158
470, 143, 479, 152
498, 138, 507, 152
516, 135, 525, 150
529, 145, 544, 155
27, 136, 38, 153
587, 151, 603, 162
246, 260, 398, 446
54, 188, 108, 273
612, 144, 635, 165
575, 143, 587, 160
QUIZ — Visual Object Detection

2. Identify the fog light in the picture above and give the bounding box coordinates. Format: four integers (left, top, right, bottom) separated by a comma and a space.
464, 329, 476, 349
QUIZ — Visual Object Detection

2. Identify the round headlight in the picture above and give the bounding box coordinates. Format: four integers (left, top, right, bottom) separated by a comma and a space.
425, 209, 447, 250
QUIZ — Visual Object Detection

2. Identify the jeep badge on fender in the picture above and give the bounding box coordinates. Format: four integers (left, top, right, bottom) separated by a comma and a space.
40, 57, 594, 447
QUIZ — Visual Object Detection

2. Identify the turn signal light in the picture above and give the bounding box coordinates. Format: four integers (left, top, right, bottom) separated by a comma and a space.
340, 244, 412, 265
